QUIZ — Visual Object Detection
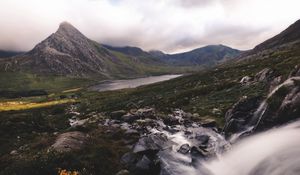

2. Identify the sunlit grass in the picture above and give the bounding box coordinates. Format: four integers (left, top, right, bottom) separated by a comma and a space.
62, 88, 82, 93
0, 99, 76, 111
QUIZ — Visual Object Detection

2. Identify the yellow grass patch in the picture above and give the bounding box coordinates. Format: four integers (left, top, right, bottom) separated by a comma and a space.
0, 99, 76, 112
62, 88, 82, 93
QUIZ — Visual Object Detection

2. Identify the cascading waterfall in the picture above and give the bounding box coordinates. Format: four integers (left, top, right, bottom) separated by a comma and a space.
202, 119, 300, 175
229, 77, 300, 142
151, 118, 300, 175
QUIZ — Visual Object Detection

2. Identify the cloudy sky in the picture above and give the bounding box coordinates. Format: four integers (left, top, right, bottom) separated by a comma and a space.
0, 0, 300, 53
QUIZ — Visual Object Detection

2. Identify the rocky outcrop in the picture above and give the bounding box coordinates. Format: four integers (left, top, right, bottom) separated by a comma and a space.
225, 76, 300, 138
254, 68, 274, 82
223, 96, 262, 137
256, 77, 300, 130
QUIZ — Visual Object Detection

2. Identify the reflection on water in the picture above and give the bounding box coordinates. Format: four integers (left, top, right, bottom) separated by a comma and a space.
89, 74, 182, 92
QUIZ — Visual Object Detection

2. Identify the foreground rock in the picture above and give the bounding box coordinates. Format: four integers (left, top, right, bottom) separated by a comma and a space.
51, 131, 87, 152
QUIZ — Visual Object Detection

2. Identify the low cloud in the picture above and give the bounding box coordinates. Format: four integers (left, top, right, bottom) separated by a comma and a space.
0, 0, 299, 53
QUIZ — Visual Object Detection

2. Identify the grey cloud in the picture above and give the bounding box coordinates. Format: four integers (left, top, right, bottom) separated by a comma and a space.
0, 0, 299, 53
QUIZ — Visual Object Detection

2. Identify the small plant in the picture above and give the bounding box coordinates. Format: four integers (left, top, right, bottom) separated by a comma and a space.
58, 169, 79, 175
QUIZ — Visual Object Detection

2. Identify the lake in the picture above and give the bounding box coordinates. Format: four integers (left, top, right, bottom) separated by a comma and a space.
89, 74, 182, 92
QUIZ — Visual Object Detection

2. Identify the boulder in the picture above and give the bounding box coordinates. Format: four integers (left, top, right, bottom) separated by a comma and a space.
177, 144, 190, 154
51, 131, 87, 152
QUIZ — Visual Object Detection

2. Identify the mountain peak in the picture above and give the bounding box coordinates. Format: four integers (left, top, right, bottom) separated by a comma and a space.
56, 21, 83, 38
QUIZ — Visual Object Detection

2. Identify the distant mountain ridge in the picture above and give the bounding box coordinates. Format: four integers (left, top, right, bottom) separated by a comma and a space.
0, 50, 24, 58
152, 45, 241, 66
0, 21, 241, 78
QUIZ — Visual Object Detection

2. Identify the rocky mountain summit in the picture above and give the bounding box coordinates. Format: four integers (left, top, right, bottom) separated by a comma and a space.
0, 22, 170, 78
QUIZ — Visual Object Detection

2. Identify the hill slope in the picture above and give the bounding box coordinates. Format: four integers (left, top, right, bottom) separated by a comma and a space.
153, 45, 241, 66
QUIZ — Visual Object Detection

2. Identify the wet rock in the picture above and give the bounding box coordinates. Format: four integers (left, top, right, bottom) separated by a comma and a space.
135, 155, 152, 170
133, 133, 173, 153
224, 96, 262, 137
256, 77, 300, 131
51, 131, 87, 152
195, 135, 210, 145
178, 144, 190, 154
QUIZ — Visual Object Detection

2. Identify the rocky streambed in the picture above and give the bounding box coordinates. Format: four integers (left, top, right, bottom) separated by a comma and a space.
59, 107, 230, 175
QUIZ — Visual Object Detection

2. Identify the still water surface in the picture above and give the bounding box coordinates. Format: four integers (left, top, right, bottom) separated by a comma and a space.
90, 74, 182, 92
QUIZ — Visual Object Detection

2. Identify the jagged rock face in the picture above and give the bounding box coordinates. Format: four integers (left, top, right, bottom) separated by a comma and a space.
224, 76, 300, 137
256, 77, 300, 131
25, 22, 110, 76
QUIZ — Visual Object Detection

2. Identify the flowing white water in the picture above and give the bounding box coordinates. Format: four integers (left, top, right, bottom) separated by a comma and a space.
202, 119, 300, 175
229, 77, 300, 142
